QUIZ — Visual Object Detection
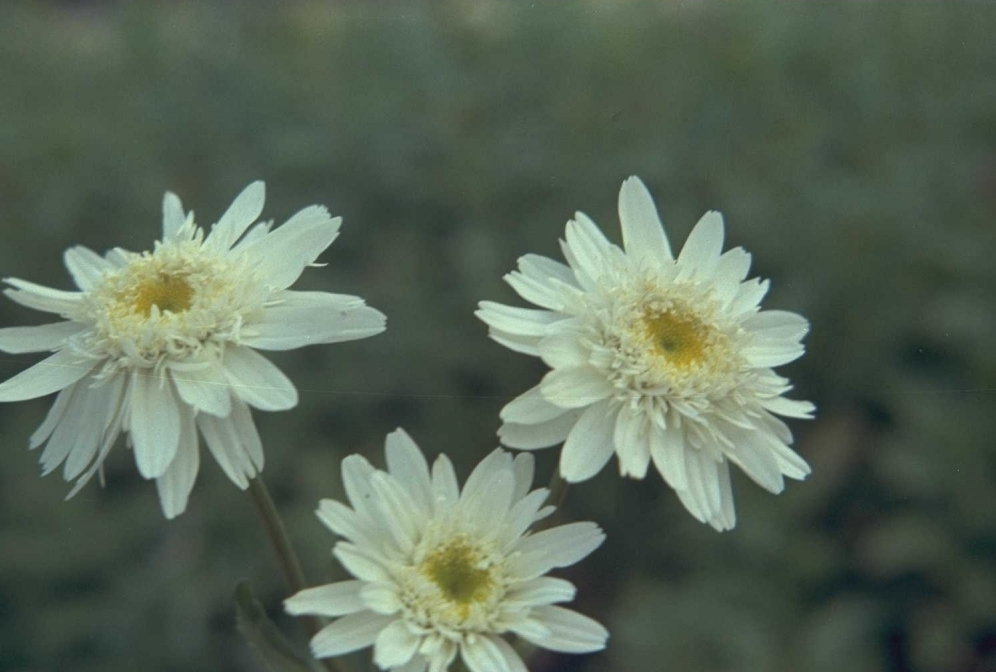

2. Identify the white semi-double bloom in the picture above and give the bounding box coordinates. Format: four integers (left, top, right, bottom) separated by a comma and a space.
285, 429, 608, 671
477, 176, 814, 531
0, 182, 386, 518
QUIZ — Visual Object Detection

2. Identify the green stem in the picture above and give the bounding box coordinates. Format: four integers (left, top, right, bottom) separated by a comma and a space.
247, 476, 348, 672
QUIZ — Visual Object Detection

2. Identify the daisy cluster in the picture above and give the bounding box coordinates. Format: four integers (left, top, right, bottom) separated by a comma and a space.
0, 177, 813, 670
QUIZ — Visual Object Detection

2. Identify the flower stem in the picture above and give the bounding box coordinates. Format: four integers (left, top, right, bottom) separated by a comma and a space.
247, 476, 347, 672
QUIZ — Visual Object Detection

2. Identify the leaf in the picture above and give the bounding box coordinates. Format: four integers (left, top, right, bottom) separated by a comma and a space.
234, 579, 317, 672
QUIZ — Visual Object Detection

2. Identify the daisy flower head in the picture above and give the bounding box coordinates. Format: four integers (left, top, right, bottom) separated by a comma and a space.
285, 429, 608, 671
0, 181, 386, 518
476, 176, 815, 531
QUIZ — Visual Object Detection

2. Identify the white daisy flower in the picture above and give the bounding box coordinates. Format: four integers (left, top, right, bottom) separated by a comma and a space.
0, 181, 386, 518
285, 428, 608, 672
476, 176, 814, 531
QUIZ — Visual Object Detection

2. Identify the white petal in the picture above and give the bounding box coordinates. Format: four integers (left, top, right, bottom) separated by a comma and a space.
728, 278, 770, 317
504, 269, 564, 311
761, 396, 816, 420
500, 489, 550, 549
510, 452, 535, 503
487, 328, 542, 356
744, 310, 810, 343
39, 382, 87, 475
712, 247, 753, 305
713, 460, 737, 531
130, 371, 181, 479
509, 522, 605, 580
231, 397, 265, 470
222, 345, 298, 411
676, 211, 724, 281
205, 181, 265, 251
317, 498, 380, 549
649, 421, 688, 491
155, 409, 200, 519
539, 367, 612, 409
63, 246, 112, 290
61, 377, 119, 480
724, 429, 785, 494
240, 207, 342, 290
431, 454, 460, 510
461, 635, 525, 672
360, 582, 404, 615
506, 576, 576, 607
0, 321, 85, 354
162, 191, 186, 240
618, 175, 672, 264
741, 341, 806, 368
385, 428, 432, 514
196, 409, 257, 488
63, 376, 125, 498
29, 382, 75, 449
3, 278, 82, 315
559, 400, 616, 482
527, 606, 608, 653
310, 612, 393, 659
614, 404, 650, 479
341, 455, 379, 522
517, 253, 577, 286
370, 472, 421, 552
538, 332, 589, 369
498, 410, 581, 450
374, 619, 421, 669
170, 361, 232, 417
476, 301, 560, 337
684, 448, 723, 521
243, 290, 386, 350
562, 214, 617, 286
334, 543, 391, 583
462, 460, 515, 532
501, 384, 568, 425
0, 349, 93, 401
285, 581, 365, 617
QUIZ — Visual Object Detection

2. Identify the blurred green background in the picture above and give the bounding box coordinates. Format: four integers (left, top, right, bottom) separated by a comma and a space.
1, 1, 995, 671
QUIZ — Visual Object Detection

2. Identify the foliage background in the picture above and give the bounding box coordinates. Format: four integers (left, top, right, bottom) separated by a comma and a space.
0, 1, 994, 671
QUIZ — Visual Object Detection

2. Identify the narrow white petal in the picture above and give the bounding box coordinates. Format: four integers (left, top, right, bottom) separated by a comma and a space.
510, 522, 605, 580
500, 489, 550, 549
130, 371, 181, 479
685, 448, 723, 521
713, 460, 737, 531
559, 401, 616, 482
744, 310, 810, 343
222, 345, 298, 411
461, 635, 524, 672
0, 321, 85, 354
510, 452, 536, 503
3, 278, 82, 315
507, 577, 576, 607
676, 211, 724, 281
370, 472, 421, 552
761, 396, 816, 419
63, 246, 112, 290
317, 499, 379, 548
728, 278, 769, 317
712, 247, 753, 305
196, 410, 257, 488
741, 341, 805, 368
462, 462, 515, 532
240, 207, 342, 290
498, 410, 581, 450
62, 377, 119, 480
39, 383, 88, 475
517, 253, 577, 286
501, 384, 568, 425
385, 428, 432, 514
563, 214, 616, 285
476, 301, 561, 337
162, 191, 186, 240
538, 332, 589, 369
310, 612, 393, 659
614, 405, 651, 479
334, 543, 392, 583
431, 454, 460, 510
460, 449, 512, 510
171, 361, 232, 417
527, 606, 608, 653
374, 619, 421, 669
539, 367, 612, 409
724, 430, 784, 494
29, 382, 75, 449
0, 349, 93, 402
487, 328, 542, 356
243, 290, 386, 350
618, 175, 672, 264
230, 397, 265, 470
504, 269, 564, 311
649, 421, 688, 491
285, 581, 365, 617
341, 455, 379, 522
205, 181, 265, 251
155, 409, 200, 519
360, 582, 404, 615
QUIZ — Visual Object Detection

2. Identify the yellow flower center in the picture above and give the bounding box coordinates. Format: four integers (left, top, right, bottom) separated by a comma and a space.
643, 308, 709, 370
420, 539, 495, 616
128, 273, 194, 316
